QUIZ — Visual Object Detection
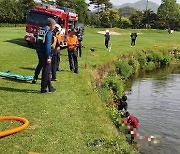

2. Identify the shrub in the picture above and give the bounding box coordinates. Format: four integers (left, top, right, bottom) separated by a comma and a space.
128, 59, 140, 74
144, 61, 156, 71
138, 54, 147, 68
174, 49, 180, 60
115, 61, 134, 80
160, 55, 172, 66
103, 76, 124, 98
146, 53, 154, 62
151, 52, 164, 63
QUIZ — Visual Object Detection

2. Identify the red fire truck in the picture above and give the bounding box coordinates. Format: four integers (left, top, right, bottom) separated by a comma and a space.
25, 4, 78, 47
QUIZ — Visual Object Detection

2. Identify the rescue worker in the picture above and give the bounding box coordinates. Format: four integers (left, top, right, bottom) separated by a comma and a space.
123, 112, 139, 143
105, 30, 110, 49
36, 18, 56, 93
56, 25, 62, 71
115, 95, 128, 111
32, 23, 61, 84
130, 33, 138, 47
67, 29, 79, 74
51, 24, 61, 81
76, 28, 83, 57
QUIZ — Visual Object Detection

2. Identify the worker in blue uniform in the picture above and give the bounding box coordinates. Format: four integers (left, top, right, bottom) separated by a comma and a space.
35, 18, 56, 93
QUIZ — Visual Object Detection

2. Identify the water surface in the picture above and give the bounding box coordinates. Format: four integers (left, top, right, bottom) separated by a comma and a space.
125, 66, 180, 154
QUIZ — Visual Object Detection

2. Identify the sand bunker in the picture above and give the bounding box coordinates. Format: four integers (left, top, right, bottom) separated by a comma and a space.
98, 31, 143, 36
98, 31, 121, 35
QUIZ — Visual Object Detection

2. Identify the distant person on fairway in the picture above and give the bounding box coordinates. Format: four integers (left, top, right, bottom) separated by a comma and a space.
130, 33, 138, 47
105, 30, 110, 49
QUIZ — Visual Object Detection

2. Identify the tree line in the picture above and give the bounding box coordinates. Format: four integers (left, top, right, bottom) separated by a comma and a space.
0, 0, 89, 24
0, 0, 179, 30
94, 0, 180, 30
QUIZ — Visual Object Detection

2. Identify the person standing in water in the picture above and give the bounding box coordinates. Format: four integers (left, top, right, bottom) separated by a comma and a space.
105, 30, 110, 49
123, 111, 139, 143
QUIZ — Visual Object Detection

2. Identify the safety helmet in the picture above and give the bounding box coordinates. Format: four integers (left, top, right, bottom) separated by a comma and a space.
55, 24, 62, 32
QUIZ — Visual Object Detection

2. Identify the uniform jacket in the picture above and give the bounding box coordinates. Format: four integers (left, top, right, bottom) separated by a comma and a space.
52, 33, 61, 50
37, 26, 53, 59
67, 35, 79, 50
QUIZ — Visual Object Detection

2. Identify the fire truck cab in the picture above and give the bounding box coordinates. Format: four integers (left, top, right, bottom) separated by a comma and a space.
25, 4, 78, 47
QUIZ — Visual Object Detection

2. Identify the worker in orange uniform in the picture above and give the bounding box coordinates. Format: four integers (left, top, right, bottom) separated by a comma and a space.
51, 24, 61, 81
67, 29, 79, 74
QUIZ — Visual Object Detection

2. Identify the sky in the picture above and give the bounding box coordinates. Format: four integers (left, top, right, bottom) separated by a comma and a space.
36, 0, 180, 5
86, 0, 180, 6
107, 0, 180, 5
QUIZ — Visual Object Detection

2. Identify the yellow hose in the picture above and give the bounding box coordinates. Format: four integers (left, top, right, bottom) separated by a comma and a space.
0, 116, 29, 138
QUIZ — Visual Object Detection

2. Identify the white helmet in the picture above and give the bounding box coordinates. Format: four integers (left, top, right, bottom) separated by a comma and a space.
55, 24, 62, 32
106, 29, 109, 33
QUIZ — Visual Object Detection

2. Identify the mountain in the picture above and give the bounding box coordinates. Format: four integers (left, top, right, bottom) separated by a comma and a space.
119, 7, 137, 18
114, 0, 160, 13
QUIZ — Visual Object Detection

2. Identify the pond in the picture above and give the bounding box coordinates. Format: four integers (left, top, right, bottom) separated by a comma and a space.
125, 65, 180, 154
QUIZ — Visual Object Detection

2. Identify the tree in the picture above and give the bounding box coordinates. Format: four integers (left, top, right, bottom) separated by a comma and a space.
20, 0, 35, 10
20, 0, 35, 22
0, 0, 25, 23
57, 0, 89, 24
157, 0, 180, 29
41, 0, 56, 5
72, 0, 89, 24
56, 0, 74, 7
89, 0, 112, 18
129, 11, 143, 29
102, 0, 112, 11
118, 17, 132, 29
99, 9, 119, 28
109, 9, 119, 27
142, 9, 158, 28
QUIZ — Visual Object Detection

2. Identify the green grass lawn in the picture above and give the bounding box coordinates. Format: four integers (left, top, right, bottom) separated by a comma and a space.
0, 27, 179, 154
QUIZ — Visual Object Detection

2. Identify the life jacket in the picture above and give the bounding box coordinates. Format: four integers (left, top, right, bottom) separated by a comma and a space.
67, 35, 79, 50
52, 33, 61, 50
